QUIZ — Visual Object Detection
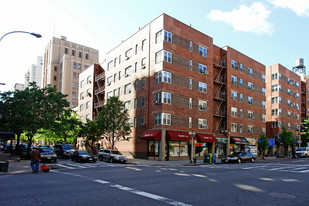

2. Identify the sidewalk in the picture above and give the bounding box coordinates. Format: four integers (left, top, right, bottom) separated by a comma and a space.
0, 151, 286, 175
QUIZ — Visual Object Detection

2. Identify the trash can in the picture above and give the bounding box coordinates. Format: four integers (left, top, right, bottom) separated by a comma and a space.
0, 161, 9, 172
212, 153, 216, 164
203, 154, 211, 163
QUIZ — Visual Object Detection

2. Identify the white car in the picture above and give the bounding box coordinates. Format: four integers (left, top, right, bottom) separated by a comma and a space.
98, 149, 127, 163
295, 147, 309, 158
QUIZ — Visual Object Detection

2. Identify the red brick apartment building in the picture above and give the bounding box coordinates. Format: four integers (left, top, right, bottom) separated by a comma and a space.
266, 64, 303, 154
100, 13, 268, 161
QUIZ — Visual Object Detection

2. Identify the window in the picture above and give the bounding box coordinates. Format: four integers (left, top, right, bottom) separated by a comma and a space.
231, 60, 237, 68
239, 109, 244, 117
65, 48, 68, 54
189, 79, 192, 89
231, 76, 237, 85
164, 30, 172, 43
80, 92, 84, 100
124, 101, 131, 110
106, 91, 113, 99
189, 60, 192, 71
107, 76, 112, 85
72, 50, 75, 56
272, 121, 281, 128
125, 66, 131, 77
199, 64, 208, 74
248, 82, 253, 90
262, 88, 266, 95
239, 64, 243, 72
272, 85, 281, 92
154, 113, 171, 125
239, 79, 243, 87
154, 92, 171, 104
155, 30, 162, 43
231, 91, 237, 101
85, 54, 89, 60
87, 75, 91, 84
54, 66, 57, 71
231, 107, 237, 116
262, 101, 266, 109
248, 68, 253, 76
240, 124, 243, 133
79, 52, 82, 58
272, 73, 282, 80
125, 48, 132, 59
189, 98, 192, 109
272, 109, 282, 116
141, 77, 146, 88
296, 82, 300, 88
239, 94, 243, 102
248, 111, 254, 119
190, 41, 193, 52
155, 71, 172, 84
72, 92, 76, 99
141, 115, 145, 126
84, 65, 88, 70
248, 97, 253, 105
248, 126, 254, 134
80, 104, 84, 111
73, 72, 77, 79
198, 82, 207, 93
198, 100, 208, 111
288, 111, 291, 118
124, 83, 131, 94
262, 114, 265, 122
77, 64, 81, 70
231, 123, 237, 132
73, 82, 76, 89
73, 62, 77, 69
262, 74, 265, 82
54, 76, 57, 81
141, 96, 145, 107
142, 39, 146, 51
81, 80, 85, 88
164, 51, 172, 63
86, 101, 90, 109
198, 119, 208, 129
198, 46, 207, 58
272, 97, 282, 104
189, 117, 192, 128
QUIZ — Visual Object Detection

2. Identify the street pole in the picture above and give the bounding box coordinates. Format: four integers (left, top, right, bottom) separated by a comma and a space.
0, 31, 41, 42
190, 133, 195, 164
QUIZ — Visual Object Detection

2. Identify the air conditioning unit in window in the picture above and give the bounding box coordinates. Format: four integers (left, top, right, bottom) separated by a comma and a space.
204, 70, 208, 75
154, 100, 159, 104
125, 56, 130, 60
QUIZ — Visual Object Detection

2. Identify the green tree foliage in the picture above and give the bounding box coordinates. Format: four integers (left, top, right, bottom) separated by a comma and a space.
280, 127, 296, 156
79, 119, 102, 153
258, 133, 269, 159
0, 83, 70, 152
300, 119, 309, 146
97, 96, 131, 149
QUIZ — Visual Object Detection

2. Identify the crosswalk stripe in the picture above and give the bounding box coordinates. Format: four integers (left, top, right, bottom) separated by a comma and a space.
55, 164, 76, 169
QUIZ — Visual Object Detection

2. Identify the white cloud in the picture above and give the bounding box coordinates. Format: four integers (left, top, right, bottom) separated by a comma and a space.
269, 0, 309, 16
208, 2, 273, 35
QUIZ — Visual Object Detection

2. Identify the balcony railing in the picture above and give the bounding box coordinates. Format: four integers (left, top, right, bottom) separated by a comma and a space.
95, 86, 105, 95
95, 73, 105, 82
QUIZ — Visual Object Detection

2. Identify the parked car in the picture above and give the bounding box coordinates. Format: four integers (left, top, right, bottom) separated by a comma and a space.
71, 150, 97, 163
295, 147, 309, 158
221, 152, 256, 163
54, 144, 75, 158
37, 147, 57, 163
98, 149, 127, 163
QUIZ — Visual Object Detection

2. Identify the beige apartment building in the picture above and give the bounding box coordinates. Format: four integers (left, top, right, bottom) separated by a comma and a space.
42, 36, 99, 108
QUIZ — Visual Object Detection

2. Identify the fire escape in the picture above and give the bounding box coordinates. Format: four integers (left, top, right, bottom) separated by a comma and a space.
93, 72, 105, 120
301, 84, 306, 121
213, 54, 227, 133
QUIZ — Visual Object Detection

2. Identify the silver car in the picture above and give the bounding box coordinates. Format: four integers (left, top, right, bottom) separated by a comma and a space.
98, 149, 127, 163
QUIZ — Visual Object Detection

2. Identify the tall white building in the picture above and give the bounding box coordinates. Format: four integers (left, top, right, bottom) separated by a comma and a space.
25, 56, 43, 88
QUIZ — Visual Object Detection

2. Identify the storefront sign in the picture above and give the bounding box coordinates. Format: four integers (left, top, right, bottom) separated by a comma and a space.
216, 137, 227, 144
246, 137, 257, 146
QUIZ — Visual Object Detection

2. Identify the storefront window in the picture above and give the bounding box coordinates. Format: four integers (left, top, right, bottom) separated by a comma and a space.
148, 140, 159, 157
169, 141, 189, 157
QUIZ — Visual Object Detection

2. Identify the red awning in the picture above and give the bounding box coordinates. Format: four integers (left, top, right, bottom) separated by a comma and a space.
166, 130, 190, 141
196, 133, 217, 142
140, 130, 161, 140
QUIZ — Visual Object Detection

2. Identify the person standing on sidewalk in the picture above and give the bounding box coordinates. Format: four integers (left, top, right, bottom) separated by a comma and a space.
30, 148, 41, 174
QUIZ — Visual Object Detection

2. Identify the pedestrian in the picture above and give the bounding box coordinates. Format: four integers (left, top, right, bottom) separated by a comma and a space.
30, 148, 41, 174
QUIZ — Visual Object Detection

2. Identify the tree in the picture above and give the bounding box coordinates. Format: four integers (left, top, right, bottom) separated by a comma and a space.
280, 127, 296, 157
258, 133, 269, 159
4, 83, 70, 152
79, 119, 102, 154
97, 96, 131, 149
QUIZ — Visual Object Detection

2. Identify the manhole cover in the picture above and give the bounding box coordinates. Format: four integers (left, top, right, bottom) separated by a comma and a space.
270, 193, 296, 199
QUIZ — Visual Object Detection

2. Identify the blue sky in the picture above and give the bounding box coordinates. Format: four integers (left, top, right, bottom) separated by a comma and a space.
1, 0, 309, 92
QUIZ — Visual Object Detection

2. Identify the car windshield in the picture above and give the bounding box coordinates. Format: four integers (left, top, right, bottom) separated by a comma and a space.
62, 145, 73, 149
229, 152, 242, 157
79, 151, 88, 155
111, 150, 122, 155
40, 148, 53, 153
296, 148, 306, 151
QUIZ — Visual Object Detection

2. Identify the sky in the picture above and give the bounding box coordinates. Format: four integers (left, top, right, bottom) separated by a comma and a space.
0, 0, 309, 92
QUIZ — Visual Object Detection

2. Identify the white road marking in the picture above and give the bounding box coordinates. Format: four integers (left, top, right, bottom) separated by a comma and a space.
192, 174, 207, 178
55, 164, 75, 169
93, 179, 109, 184
126, 167, 141, 171
111, 184, 191, 206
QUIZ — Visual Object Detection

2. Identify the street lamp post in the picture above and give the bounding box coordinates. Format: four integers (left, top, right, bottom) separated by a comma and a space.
0, 31, 42, 42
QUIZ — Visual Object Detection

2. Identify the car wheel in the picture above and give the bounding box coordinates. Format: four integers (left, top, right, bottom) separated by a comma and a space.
305, 154, 307, 158
109, 158, 113, 163
237, 159, 242, 163
251, 158, 255, 163
99, 155, 103, 161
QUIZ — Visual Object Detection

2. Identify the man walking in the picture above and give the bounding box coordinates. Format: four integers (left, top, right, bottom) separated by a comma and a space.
30, 148, 41, 174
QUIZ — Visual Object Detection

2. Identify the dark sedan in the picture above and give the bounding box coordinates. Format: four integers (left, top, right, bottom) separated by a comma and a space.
71, 150, 97, 163
37, 147, 57, 163
221, 152, 256, 163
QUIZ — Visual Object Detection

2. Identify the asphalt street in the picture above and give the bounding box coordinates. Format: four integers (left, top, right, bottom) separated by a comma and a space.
1, 158, 309, 206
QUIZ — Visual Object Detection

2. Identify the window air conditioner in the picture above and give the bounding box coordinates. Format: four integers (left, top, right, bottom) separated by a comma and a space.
125, 56, 130, 60
204, 70, 208, 75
